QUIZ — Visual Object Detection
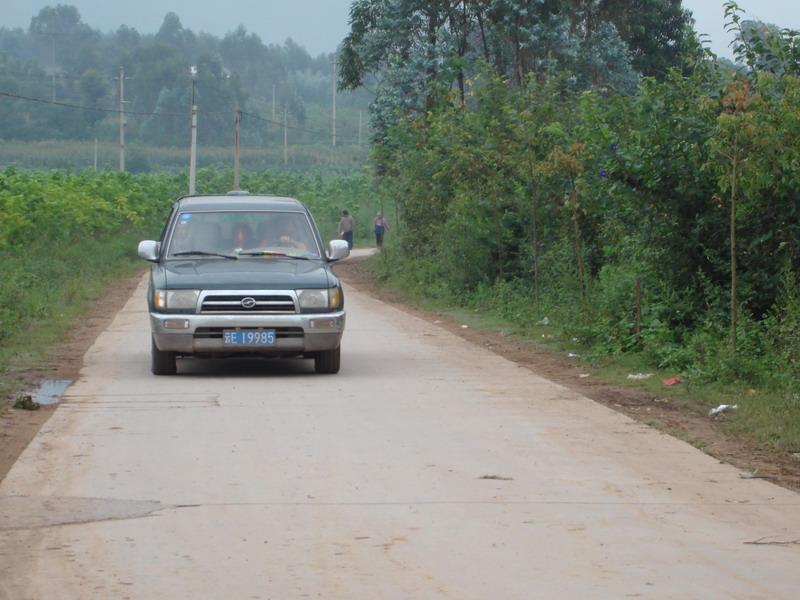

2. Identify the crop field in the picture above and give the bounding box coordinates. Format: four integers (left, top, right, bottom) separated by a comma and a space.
0, 167, 377, 399
0, 140, 368, 173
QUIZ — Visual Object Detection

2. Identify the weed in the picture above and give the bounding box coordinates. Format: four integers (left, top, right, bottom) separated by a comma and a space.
12, 395, 39, 411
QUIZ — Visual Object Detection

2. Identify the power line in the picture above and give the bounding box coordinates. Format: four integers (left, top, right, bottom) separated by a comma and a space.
0, 90, 228, 118
0, 73, 87, 82
0, 89, 182, 117
240, 110, 360, 145
240, 110, 327, 135
0, 89, 365, 146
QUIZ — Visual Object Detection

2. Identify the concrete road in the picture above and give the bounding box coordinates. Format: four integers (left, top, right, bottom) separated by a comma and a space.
1, 275, 799, 599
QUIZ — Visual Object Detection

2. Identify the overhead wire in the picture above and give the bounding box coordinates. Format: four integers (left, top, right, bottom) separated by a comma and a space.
0, 90, 228, 117
0, 90, 365, 146
240, 110, 361, 145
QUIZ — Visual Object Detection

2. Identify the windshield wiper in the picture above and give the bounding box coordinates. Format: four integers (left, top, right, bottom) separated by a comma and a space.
172, 250, 238, 260
238, 250, 314, 261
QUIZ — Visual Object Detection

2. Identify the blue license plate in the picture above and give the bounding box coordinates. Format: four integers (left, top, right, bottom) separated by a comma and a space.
223, 329, 276, 346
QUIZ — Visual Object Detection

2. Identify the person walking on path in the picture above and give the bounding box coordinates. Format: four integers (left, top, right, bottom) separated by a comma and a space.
338, 210, 355, 250
373, 212, 389, 249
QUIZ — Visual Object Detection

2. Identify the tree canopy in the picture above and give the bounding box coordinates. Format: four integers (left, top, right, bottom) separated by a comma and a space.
0, 5, 371, 146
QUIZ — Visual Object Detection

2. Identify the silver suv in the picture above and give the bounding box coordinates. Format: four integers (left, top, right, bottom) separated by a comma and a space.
138, 193, 350, 375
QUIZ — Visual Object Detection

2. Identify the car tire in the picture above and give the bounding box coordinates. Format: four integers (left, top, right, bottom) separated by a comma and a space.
314, 346, 340, 374
151, 336, 177, 375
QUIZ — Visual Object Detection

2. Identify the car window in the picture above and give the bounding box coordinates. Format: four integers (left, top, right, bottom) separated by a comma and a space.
167, 211, 321, 258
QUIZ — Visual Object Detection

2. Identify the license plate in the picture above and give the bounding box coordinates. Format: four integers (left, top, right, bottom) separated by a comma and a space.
223, 329, 276, 346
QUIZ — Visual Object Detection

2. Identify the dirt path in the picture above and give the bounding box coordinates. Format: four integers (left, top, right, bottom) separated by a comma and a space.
1, 260, 799, 598
334, 257, 800, 492
0, 272, 145, 484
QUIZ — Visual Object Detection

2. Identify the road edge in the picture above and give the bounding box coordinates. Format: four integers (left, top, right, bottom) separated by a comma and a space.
334, 256, 800, 492
0, 270, 147, 484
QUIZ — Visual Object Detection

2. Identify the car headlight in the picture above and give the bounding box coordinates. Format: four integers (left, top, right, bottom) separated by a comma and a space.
297, 287, 341, 311
153, 289, 200, 311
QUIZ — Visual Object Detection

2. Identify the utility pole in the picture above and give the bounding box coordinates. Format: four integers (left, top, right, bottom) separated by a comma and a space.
93, 137, 98, 171
358, 111, 363, 146
50, 31, 56, 101
233, 106, 242, 190
32, 23, 60, 101
331, 57, 337, 147
283, 104, 288, 167
189, 66, 198, 195
114, 66, 130, 172
272, 84, 276, 121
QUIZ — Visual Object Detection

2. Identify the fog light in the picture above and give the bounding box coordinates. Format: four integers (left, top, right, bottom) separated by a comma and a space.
309, 317, 342, 330
163, 319, 190, 330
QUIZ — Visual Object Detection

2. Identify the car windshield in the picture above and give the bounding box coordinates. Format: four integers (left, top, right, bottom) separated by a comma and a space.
167, 210, 321, 259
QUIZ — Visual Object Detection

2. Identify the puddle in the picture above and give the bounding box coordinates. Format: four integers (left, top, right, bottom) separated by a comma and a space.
30, 379, 72, 405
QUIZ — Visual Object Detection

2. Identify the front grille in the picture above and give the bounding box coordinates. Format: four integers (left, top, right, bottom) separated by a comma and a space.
200, 294, 296, 314
194, 327, 304, 340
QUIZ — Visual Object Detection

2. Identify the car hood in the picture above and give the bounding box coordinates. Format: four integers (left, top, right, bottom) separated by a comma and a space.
161, 258, 333, 290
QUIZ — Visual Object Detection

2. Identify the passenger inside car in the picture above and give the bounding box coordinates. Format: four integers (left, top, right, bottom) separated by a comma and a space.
230, 222, 254, 251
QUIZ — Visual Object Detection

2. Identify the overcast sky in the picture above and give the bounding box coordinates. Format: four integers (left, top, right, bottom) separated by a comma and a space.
0, 0, 354, 55
685, 0, 800, 57
1, 1, 799, 58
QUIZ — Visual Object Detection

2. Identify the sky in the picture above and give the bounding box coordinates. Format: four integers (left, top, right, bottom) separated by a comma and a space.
1, 1, 799, 58
684, 0, 800, 58
0, 0, 355, 56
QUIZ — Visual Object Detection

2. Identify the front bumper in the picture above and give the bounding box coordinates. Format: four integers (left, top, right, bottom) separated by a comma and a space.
150, 311, 345, 354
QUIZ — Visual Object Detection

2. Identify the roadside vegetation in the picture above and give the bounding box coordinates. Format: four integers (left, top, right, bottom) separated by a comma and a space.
344, 1, 800, 452
0, 167, 376, 402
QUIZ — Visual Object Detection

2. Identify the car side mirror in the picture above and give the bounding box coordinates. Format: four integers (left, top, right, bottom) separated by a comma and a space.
138, 240, 160, 262
327, 239, 350, 261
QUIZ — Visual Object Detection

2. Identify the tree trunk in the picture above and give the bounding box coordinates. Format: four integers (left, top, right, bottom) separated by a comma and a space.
424, 10, 440, 110
446, 3, 468, 107
571, 187, 587, 298
635, 277, 642, 336
730, 136, 739, 354
528, 154, 540, 304
514, 13, 525, 85
476, 7, 490, 62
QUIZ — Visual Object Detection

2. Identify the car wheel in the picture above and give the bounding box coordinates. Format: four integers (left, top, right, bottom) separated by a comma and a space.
151, 336, 177, 375
314, 346, 340, 374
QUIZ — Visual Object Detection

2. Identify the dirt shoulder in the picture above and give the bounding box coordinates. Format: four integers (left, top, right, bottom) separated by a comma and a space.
335, 256, 800, 492
0, 271, 145, 484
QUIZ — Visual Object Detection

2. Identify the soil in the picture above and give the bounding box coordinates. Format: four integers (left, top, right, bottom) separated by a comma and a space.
334, 256, 800, 492
0, 271, 146, 484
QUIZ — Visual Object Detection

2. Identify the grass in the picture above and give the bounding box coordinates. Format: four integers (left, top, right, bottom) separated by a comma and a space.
0, 232, 147, 406
0, 140, 368, 172
364, 253, 800, 454
645, 421, 708, 451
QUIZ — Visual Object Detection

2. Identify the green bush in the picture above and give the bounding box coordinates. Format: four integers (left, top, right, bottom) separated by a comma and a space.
370, 59, 800, 396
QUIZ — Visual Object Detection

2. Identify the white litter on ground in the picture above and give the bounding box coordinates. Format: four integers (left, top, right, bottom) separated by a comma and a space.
709, 404, 738, 417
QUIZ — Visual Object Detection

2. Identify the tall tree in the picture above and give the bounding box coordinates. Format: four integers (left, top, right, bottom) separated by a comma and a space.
597, 0, 693, 78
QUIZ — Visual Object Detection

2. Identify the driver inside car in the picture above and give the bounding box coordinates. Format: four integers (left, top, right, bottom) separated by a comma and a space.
257, 219, 309, 252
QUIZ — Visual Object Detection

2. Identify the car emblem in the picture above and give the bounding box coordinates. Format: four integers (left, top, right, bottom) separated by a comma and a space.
241, 297, 257, 309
